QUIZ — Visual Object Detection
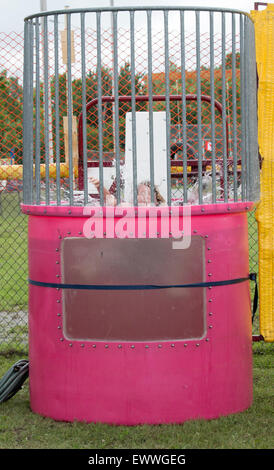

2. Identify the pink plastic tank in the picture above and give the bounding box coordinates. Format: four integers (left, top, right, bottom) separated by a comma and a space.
22, 202, 254, 425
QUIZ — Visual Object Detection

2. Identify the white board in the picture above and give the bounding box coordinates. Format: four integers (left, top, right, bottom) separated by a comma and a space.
124, 112, 167, 205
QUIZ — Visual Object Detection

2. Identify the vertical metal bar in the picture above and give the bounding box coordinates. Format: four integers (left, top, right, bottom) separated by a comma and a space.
96, 11, 104, 205
244, 15, 250, 201
67, 13, 74, 205
164, 10, 171, 206
221, 12, 228, 202
54, 14, 61, 205
209, 11, 217, 203
43, 15, 50, 204
35, 18, 41, 205
112, 11, 121, 204
147, 10, 155, 204
81, 12, 88, 205
180, 10, 188, 203
130, 10, 138, 206
196, 10, 203, 204
23, 20, 33, 205
231, 13, 238, 202
28, 20, 34, 205
240, 14, 246, 200
246, 19, 260, 202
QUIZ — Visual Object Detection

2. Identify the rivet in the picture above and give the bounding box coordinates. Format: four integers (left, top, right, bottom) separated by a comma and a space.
67, 231, 71, 235
145, 345, 149, 349
207, 247, 211, 251
105, 344, 109, 348
103, 232, 107, 236
171, 344, 175, 348
204, 235, 209, 238
92, 344, 96, 348
193, 229, 197, 233
58, 235, 62, 239
57, 313, 61, 317
208, 260, 212, 263
208, 286, 212, 289
81, 344, 85, 348
158, 344, 162, 348
57, 299, 60, 303
57, 326, 61, 329
60, 338, 64, 342
209, 312, 213, 316
69, 343, 73, 347
56, 274, 60, 278
131, 345, 135, 349
184, 343, 188, 347
56, 261, 59, 264
118, 344, 122, 349
245, 206, 249, 210
208, 273, 212, 277
56, 287, 60, 291
78, 231, 82, 235
227, 207, 231, 211
206, 338, 210, 342
209, 325, 213, 329
196, 343, 200, 347
56, 248, 59, 252
68, 210, 72, 214
201, 207, 205, 212
209, 299, 213, 303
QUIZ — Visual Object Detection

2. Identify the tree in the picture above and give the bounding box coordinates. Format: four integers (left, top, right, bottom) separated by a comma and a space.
0, 70, 23, 163
117, 61, 146, 149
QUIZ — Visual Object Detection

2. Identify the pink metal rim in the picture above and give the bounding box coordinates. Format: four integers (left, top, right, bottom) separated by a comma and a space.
21, 201, 255, 217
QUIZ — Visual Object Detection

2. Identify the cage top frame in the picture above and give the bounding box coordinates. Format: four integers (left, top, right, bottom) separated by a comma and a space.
24, 6, 253, 23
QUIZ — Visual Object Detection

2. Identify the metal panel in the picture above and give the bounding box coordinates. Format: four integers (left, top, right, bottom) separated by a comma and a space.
61, 236, 206, 341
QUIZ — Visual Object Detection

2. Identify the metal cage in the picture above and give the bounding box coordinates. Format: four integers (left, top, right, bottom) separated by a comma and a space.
23, 6, 260, 207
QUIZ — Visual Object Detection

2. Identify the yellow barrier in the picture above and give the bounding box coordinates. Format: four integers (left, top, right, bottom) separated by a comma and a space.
1, 163, 220, 178
251, 5, 274, 342
0, 163, 78, 181
171, 166, 192, 174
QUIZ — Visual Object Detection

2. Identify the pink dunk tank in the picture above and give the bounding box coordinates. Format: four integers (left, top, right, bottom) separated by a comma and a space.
22, 203, 254, 424
22, 6, 260, 424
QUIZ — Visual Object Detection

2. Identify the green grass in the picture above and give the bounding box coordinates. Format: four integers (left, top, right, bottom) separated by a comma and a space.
0, 192, 28, 311
0, 341, 273, 449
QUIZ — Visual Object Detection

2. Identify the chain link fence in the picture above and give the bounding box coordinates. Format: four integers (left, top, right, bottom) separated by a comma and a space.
0, 26, 259, 354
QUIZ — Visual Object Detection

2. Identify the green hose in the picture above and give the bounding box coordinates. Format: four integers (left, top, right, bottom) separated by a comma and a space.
0, 360, 29, 403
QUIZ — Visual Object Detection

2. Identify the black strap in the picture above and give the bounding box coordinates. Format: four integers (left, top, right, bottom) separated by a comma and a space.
249, 272, 258, 322
29, 273, 258, 320
29, 274, 255, 291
